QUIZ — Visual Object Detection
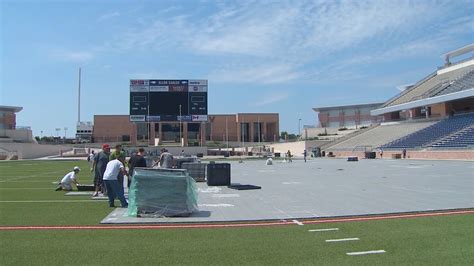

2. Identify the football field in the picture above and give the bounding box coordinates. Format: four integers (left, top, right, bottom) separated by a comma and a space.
1, 160, 473, 265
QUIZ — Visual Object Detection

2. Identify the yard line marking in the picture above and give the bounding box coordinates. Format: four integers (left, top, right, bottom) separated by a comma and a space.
198, 204, 234, 207
0, 188, 57, 190
197, 187, 221, 193
292, 219, 304, 225
0, 181, 59, 183
0, 200, 103, 203
1, 171, 59, 182
309, 228, 339, 232
326, 238, 359, 242
212, 194, 240, 198
347, 250, 386, 256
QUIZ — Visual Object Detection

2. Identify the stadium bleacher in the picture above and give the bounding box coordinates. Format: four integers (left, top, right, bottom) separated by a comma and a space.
325, 121, 435, 151
431, 125, 474, 148
432, 69, 474, 97
381, 63, 474, 109
380, 113, 474, 149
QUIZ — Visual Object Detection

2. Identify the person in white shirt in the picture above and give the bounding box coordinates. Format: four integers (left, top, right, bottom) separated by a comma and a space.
159, 148, 174, 168
103, 155, 129, 208
87, 150, 95, 169
266, 157, 273, 165
55, 166, 80, 191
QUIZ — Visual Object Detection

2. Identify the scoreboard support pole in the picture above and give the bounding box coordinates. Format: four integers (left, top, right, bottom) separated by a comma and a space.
131, 123, 137, 146
158, 123, 162, 145
200, 122, 206, 147
183, 122, 188, 147
148, 122, 156, 146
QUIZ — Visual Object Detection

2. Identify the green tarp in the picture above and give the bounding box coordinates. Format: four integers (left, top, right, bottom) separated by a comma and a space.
126, 168, 198, 217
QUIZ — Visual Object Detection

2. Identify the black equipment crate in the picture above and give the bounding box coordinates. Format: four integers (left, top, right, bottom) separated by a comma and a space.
206, 163, 231, 186
176, 157, 198, 169
181, 162, 207, 182
77, 184, 95, 191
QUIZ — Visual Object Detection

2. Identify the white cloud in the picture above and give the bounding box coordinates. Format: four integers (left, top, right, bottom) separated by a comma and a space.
253, 92, 290, 107
51, 51, 94, 63
99, 0, 473, 84
210, 63, 303, 84
98, 11, 120, 21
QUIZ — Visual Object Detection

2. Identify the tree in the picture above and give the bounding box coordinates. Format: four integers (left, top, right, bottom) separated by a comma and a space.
280, 131, 297, 141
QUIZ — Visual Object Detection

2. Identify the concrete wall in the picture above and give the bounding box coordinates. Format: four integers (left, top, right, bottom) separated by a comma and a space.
5, 128, 34, 142
326, 150, 474, 161
0, 143, 71, 159
265, 140, 332, 158
431, 103, 447, 117
267, 141, 306, 158
137, 146, 208, 157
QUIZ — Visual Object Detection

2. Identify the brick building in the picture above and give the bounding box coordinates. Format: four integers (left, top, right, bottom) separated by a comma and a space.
0, 105, 33, 142
92, 113, 279, 145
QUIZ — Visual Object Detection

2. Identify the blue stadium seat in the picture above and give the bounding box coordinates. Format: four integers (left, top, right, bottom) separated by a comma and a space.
380, 113, 474, 149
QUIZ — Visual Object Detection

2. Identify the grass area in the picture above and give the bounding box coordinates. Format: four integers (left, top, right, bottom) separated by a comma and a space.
1, 160, 473, 265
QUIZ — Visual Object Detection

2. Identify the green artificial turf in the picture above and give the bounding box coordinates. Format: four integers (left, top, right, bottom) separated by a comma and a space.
1, 160, 473, 265
1, 215, 473, 265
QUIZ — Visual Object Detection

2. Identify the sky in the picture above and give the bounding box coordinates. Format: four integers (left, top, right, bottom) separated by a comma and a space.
1, 0, 473, 138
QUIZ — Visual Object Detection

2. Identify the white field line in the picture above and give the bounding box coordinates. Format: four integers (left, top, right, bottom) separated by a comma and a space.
212, 194, 240, 198
347, 250, 386, 256
292, 220, 304, 226
198, 204, 234, 207
326, 238, 359, 242
308, 228, 339, 232
1, 171, 59, 182
0, 181, 59, 183
0, 200, 103, 203
197, 187, 221, 193
0, 188, 57, 190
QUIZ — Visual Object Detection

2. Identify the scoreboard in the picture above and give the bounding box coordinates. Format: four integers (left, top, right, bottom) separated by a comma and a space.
130, 79, 208, 122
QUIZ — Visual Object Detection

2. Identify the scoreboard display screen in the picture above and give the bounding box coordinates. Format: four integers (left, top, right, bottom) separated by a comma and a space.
130, 79, 208, 122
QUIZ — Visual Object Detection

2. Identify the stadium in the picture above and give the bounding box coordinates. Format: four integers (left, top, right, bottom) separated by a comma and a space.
316, 44, 474, 160
1, 42, 473, 265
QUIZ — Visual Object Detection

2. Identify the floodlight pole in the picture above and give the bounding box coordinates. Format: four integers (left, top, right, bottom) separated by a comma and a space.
225, 117, 228, 149
77, 68, 81, 124
179, 104, 182, 146
258, 116, 260, 143
298, 118, 302, 140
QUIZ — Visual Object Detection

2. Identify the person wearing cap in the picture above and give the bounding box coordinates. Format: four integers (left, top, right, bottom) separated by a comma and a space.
103, 154, 129, 208
91, 144, 111, 197
55, 166, 81, 191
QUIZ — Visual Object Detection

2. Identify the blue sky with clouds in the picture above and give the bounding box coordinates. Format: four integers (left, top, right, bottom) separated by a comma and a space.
1, 0, 473, 137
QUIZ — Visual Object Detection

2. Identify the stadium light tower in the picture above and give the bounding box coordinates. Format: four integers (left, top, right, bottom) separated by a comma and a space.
298, 118, 302, 139
225, 116, 229, 149
179, 104, 182, 146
